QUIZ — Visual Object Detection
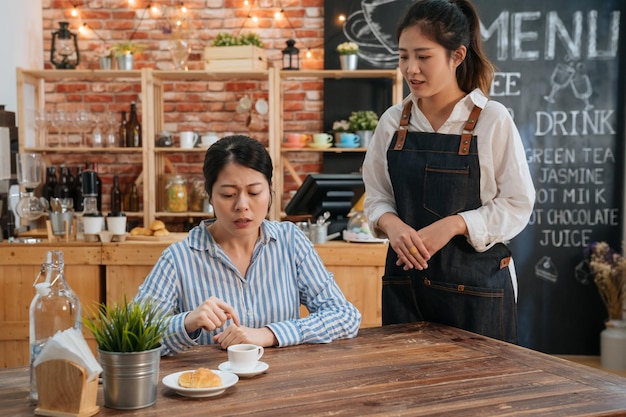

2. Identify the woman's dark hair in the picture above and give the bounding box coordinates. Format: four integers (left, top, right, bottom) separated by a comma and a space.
396, 0, 494, 95
203, 135, 273, 197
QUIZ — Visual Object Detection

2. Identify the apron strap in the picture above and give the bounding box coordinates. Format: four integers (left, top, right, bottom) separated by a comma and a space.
393, 101, 413, 151
459, 105, 482, 155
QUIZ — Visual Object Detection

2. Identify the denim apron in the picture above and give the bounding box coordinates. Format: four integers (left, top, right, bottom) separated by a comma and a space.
382, 101, 517, 343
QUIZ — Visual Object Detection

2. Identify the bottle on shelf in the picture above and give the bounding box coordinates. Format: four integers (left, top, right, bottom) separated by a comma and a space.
118, 110, 127, 148
73, 165, 84, 212
165, 174, 188, 212
29, 250, 81, 402
85, 163, 102, 212
42, 166, 57, 205
81, 169, 104, 240
54, 165, 72, 200
126, 102, 141, 148
129, 183, 140, 212
111, 174, 122, 214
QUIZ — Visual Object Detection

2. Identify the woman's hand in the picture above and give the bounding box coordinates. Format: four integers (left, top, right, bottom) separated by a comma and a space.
213, 325, 278, 349
378, 213, 430, 270
184, 296, 240, 333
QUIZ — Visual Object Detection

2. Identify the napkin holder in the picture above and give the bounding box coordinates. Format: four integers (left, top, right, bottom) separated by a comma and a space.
35, 360, 99, 417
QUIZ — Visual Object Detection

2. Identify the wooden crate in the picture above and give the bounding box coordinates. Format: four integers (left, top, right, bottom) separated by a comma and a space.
204, 45, 268, 71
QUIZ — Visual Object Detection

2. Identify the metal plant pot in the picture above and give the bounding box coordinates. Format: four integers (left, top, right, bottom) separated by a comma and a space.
98, 347, 161, 410
116, 54, 134, 70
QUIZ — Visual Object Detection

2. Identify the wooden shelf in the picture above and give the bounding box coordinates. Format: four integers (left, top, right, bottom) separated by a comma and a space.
281, 147, 367, 153
24, 146, 143, 153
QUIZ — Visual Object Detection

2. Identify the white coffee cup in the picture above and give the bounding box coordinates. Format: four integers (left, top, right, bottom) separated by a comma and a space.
179, 131, 199, 149
106, 214, 127, 235
83, 215, 104, 235
227, 344, 264, 371
201, 133, 219, 148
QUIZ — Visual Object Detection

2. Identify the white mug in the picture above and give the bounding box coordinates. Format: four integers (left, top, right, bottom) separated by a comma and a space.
201, 133, 219, 148
227, 344, 264, 371
179, 131, 199, 149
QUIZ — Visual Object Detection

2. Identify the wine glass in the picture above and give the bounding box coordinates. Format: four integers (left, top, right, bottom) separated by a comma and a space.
570, 64, 594, 111
15, 153, 49, 221
34, 110, 49, 147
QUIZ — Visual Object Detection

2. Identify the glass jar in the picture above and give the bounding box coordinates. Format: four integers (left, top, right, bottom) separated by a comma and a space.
165, 175, 188, 212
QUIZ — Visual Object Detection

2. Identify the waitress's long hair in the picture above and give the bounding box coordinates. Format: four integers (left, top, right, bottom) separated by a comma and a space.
396, 0, 494, 96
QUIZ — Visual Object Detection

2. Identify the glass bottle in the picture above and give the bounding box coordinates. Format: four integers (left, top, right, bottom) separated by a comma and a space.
29, 250, 81, 402
126, 102, 141, 148
54, 165, 72, 200
165, 175, 188, 212
86, 163, 102, 212
111, 174, 122, 214
118, 110, 127, 148
42, 166, 57, 205
129, 183, 140, 212
73, 165, 84, 212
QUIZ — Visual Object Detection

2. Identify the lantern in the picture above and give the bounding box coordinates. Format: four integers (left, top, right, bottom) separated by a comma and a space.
50, 22, 80, 69
282, 39, 299, 70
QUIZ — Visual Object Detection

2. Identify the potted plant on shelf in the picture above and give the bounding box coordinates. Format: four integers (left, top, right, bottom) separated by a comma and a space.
111, 41, 144, 70
204, 32, 267, 71
349, 110, 379, 147
337, 41, 359, 71
83, 297, 169, 410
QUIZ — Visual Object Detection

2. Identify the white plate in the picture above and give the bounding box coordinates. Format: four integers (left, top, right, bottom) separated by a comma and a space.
162, 370, 239, 398
218, 361, 269, 377
343, 230, 388, 244
255, 98, 269, 115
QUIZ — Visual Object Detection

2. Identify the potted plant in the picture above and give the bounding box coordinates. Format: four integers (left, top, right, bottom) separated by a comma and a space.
95, 43, 113, 69
337, 41, 359, 70
205, 32, 267, 71
111, 41, 144, 70
349, 110, 379, 147
83, 298, 169, 410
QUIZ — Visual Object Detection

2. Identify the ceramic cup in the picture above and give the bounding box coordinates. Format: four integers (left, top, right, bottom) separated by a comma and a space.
339, 132, 361, 147
286, 133, 306, 146
227, 344, 264, 371
180, 131, 199, 149
106, 213, 127, 235
83, 215, 104, 235
313, 133, 333, 145
201, 133, 219, 148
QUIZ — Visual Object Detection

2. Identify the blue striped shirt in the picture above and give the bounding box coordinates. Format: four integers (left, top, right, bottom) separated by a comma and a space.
134, 219, 361, 355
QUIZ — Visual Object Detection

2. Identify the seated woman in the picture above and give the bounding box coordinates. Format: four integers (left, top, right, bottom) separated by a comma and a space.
135, 135, 361, 355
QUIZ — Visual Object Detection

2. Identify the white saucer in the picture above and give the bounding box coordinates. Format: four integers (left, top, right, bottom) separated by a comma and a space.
218, 361, 269, 377
162, 369, 238, 398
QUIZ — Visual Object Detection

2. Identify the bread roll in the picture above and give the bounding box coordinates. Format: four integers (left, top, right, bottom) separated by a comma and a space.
130, 226, 153, 236
153, 228, 170, 237
150, 220, 166, 231
178, 368, 222, 388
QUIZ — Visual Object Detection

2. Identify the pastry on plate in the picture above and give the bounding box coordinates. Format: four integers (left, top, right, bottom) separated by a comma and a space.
178, 368, 222, 388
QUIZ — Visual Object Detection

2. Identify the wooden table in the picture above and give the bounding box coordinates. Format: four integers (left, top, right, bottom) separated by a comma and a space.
3, 322, 626, 416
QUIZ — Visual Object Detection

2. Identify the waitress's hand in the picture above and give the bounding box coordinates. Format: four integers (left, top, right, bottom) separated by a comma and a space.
184, 296, 240, 333
417, 215, 468, 256
378, 213, 430, 270
213, 325, 278, 349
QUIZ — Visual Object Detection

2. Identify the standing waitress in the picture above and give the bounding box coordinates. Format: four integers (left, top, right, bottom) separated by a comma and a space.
362, 0, 535, 343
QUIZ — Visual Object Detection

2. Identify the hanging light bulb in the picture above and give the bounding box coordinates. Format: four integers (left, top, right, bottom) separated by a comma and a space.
306, 49, 312, 59
243, 0, 249, 6
274, 9, 284, 20
338, 14, 346, 23
70, 4, 78, 17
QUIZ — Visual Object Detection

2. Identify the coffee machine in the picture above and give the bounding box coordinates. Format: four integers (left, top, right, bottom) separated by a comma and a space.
0, 105, 19, 240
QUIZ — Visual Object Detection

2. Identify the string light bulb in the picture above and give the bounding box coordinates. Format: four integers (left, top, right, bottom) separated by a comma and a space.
338, 14, 346, 23
71, 4, 78, 17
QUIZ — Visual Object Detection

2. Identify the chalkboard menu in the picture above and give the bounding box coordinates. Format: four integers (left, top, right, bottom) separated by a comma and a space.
325, 0, 625, 354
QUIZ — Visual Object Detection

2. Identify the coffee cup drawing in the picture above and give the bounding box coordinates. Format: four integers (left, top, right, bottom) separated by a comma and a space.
180, 131, 199, 149
227, 344, 264, 372
339, 132, 361, 147
313, 133, 333, 144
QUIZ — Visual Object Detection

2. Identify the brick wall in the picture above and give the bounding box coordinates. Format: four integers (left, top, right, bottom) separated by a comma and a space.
41, 0, 325, 215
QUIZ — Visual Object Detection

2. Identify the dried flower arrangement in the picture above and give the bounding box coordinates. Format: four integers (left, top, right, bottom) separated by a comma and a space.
588, 241, 626, 321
